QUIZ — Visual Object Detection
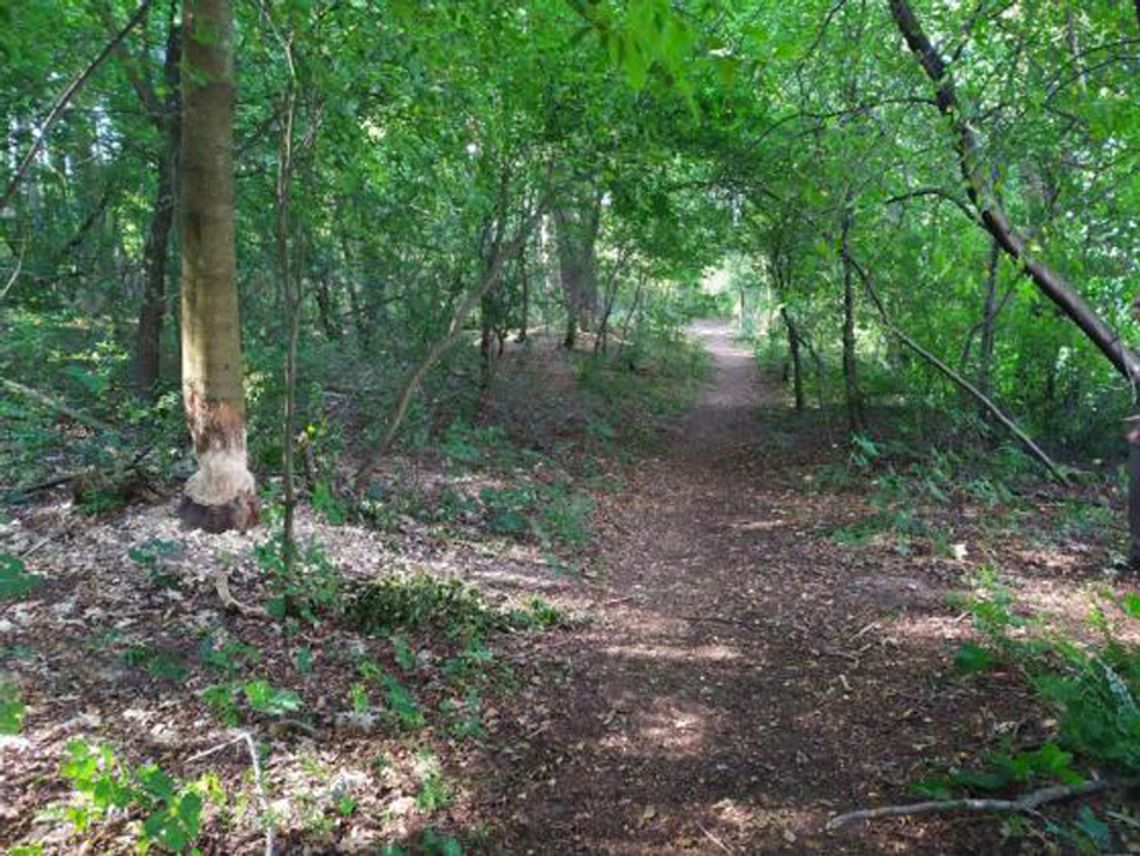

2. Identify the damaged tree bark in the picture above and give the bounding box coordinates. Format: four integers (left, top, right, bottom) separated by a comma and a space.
178, 0, 257, 533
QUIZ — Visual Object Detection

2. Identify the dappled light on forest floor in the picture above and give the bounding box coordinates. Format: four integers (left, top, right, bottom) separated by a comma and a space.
3, 0, 1138, 847
599, 640, 745, 665
4, 322, 1138, 852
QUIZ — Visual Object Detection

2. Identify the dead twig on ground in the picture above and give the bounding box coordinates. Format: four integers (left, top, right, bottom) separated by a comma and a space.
680, 614, 766, 628
698, 821, 734, 854
19, 536, 54, 558
187, 731, 274, 856
819, 647, 861, 663
826, 779, 1118, 830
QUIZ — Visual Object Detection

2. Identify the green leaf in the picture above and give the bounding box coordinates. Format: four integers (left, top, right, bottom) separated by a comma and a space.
243, 680, 302, 716
0, 681, 25, 734
1075, 805, 1110, 850
294, 646, 314, 674
1119, 593, 1140, 620
0, 553, 41, 600
392, 635, 417, 671
953, 642, 995, 674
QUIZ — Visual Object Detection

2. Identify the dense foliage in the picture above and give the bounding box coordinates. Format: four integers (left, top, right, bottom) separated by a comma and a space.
2, 1, 1136, 494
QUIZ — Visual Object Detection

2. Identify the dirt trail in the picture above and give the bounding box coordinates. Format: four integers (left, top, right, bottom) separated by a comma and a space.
491, 320, 987, 853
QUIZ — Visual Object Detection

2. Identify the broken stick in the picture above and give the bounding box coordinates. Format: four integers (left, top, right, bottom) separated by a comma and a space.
826, 779, 1116, 830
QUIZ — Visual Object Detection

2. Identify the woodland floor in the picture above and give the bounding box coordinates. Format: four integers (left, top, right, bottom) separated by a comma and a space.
2, 320, 1138, 853
481, 321, 1104, 854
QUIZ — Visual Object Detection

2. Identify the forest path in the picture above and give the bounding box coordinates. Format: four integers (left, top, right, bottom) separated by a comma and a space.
490, 320, 975, 853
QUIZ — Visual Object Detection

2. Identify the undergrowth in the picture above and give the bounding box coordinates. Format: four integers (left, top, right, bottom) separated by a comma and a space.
925, 567, 1140, 851
345, 572, 566, 640
814, 429, 1126, 562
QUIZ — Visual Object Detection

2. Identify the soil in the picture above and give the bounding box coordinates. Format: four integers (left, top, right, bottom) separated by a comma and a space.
475, 322, 1110, 853
2, 320, 1135, 854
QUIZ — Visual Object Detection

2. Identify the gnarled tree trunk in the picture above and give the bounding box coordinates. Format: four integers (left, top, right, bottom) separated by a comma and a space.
178, 0, 257, 532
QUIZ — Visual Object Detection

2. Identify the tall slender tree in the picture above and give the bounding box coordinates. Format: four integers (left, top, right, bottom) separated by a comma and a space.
178, 0, 257, 532
133, 5, 181, 398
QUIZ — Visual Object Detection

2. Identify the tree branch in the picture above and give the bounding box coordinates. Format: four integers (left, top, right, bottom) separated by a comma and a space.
845, 250, 1067, 482
887, 0, 1140, 383
883, 187, 980, 225
1, 378, 121, 437
827, 779, 1115, 830
0, 0, 157, 213
353, 192, 551, 488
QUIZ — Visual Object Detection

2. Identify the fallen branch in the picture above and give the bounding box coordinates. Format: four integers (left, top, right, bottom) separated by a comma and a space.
680, 613, 765, 628
19, 535, 54, 559
187, 731, 274, 856
697, 821, 734, 854
849, 620, 880, 642
826, 779, 1113, 830
353, 191, 550, 489
5, 471, 83, 498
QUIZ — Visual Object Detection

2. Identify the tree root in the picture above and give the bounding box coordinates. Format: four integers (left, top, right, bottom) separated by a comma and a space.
826, 779, 1120, 830
212, 564, 267, 618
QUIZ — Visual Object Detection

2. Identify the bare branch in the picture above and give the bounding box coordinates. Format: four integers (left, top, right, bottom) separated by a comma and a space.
827, 779, 1115, 830
845, 249, 1067, 482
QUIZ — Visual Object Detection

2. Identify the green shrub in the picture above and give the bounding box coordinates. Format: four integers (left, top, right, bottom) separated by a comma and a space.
0, 553, 41, 600
945, 571, 1140, 786
345, 574, 503, 639
255, 533, 342, 623
58, 740, 221, 853
0, 680, 25, 734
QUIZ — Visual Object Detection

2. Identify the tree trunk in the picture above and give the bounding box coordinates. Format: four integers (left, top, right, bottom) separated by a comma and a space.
518, 243, 529, 343
555, 192, 601, 348
1130, 422, 1140, 565
275, 37, 299, 571
480, 291, 494, 391
314, 272, 340, 339
555, 207, 580, 349
781, 306, 805, 412
134, 21, 181, 398
840, 203, 863, 434
977, 238, 1001, 399
178, 0, 257, 533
